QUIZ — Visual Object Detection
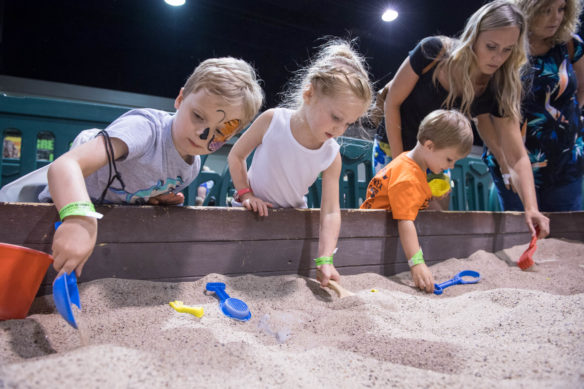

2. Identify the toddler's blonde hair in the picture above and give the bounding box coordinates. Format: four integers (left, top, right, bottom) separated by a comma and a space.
417, 109, 474, 156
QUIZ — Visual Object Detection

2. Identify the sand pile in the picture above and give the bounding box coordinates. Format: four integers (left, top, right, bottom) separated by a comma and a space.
1, 238, 583, 388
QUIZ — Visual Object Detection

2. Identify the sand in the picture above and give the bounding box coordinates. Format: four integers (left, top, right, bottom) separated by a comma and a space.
1, 238, 583, 388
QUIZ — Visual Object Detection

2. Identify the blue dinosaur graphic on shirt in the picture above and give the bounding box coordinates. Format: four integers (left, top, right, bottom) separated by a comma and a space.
109, 176, 185, 204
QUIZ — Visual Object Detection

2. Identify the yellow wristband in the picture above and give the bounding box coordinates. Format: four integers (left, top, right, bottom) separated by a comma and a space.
59, 201, 103, 221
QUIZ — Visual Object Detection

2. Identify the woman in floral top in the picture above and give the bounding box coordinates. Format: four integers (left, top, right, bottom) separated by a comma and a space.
486, 0, 584, 211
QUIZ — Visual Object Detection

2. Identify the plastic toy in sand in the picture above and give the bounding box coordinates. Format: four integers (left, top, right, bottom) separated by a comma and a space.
205, 282, 251, 321
433, 270, 481, 295
326, 280, 355, 298
169, 300, 204, 317
518, 229, 538, 271
53, 272, 81, 328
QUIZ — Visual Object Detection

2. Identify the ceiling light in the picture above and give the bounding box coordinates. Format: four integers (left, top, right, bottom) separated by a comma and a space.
165, 0, 185, 6
382, 9, 398, 22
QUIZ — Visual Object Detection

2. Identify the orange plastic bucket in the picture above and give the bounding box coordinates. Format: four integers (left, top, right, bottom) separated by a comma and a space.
0, 243, 53, 320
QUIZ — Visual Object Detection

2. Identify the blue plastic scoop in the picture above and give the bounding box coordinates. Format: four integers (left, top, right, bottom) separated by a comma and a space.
433, 270, 481, 295
205, 282, 251, 321
53, 272, 81, 328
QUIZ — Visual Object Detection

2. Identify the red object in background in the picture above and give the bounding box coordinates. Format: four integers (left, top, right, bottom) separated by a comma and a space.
0, 243, 53, 320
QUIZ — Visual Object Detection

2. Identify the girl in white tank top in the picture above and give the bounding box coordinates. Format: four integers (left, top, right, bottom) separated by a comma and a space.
228, 38, 373, 287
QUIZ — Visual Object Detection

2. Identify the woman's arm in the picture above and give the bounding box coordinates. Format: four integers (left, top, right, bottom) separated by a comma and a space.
476, 114, 513, 190
384, 58, 420, 157
227, 109, 273, 216
489, 115, 550, 238
315, 153, 342, 286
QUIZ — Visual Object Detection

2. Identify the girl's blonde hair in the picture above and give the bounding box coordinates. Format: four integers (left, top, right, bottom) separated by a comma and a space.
183, 57, 264, 127
282, 38, 373, 118
418, 109, 474, 155
513, 0, 582, 44
433, 0, 528, 122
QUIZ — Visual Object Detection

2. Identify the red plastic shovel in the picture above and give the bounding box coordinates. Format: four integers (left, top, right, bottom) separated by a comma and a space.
518, 232, 538, 271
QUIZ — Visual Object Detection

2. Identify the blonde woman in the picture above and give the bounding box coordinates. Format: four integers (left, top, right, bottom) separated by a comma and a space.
376, 0, 549, 238
485, 0, 584, 211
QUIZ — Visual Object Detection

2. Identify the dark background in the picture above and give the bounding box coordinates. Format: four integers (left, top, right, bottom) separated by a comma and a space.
0, 0, 484, 108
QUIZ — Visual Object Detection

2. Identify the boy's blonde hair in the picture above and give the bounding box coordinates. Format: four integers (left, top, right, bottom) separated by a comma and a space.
434, 0, 528, 122
282, 38, 373, 116
417, 109, 474, 155
513, 0, 582, 44
183, 57, 264, 126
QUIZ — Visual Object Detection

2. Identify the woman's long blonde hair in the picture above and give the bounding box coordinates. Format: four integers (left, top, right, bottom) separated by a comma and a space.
514, 0, 582, 44
433, 0, 528, 121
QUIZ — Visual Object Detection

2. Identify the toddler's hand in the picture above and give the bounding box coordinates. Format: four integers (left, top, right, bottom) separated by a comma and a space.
241, 194, 273, 217
148, 192, 185, 205
52, 216, 98, 279
410, 263, 435, 293
316, 264, 340, 287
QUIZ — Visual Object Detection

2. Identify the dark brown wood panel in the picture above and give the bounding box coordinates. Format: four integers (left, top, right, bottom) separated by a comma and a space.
1, 203, 582, 291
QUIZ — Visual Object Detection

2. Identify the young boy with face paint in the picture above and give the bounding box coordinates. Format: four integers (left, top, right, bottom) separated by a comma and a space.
41, 57, 264, 279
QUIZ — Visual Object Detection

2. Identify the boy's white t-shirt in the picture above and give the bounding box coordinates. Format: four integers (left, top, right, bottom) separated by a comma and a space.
38, 108, 200, 204
248, 108, 340, 208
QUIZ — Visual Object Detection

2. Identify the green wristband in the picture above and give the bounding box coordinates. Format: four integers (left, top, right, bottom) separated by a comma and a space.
314, 255, 334, 266
59, 201, 103, 221
407, 249, 425, 268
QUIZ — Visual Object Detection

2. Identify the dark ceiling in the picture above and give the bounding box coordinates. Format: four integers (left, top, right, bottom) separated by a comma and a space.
0, 0, 483, 107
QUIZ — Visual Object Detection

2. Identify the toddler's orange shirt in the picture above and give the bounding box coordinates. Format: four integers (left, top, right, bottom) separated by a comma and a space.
360, 153, 431, 220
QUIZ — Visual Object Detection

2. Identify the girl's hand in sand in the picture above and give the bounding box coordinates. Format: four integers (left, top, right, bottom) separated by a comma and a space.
52, 216, 97, 278
241, 194, 273, 217
316, 264, 340, 287
147, 191, 185, 206
411, 263, 435, 293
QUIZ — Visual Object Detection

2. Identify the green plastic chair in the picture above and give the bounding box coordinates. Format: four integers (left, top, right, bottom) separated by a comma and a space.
307, 136, 373, 209
449, 156, 495, 211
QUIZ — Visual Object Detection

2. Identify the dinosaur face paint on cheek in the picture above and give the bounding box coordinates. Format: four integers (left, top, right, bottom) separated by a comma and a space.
208, 119, 241, 152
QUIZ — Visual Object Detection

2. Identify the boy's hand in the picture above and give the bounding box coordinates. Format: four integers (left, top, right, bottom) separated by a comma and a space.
241, 194, 273, 217
148, 192, 185, 205
410, 263, 435, 293
52, 216, 98, 278
316, 264, 340, 287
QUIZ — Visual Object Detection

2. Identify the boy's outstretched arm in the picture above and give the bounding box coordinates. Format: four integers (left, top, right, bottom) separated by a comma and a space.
397, 219, 434, 293
48, 136, 128, 278
315, 153, 342, 287
227, 109, 273, 216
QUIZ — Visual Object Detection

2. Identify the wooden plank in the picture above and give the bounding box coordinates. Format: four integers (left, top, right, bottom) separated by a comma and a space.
1, 203, 582, 290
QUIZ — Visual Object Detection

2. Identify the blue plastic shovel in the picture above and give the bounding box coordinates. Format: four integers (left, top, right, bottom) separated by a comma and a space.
53, 271, 81, 328
205, 282, 251, 321
433, 270, 481, 295
52, 221, 81, 329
